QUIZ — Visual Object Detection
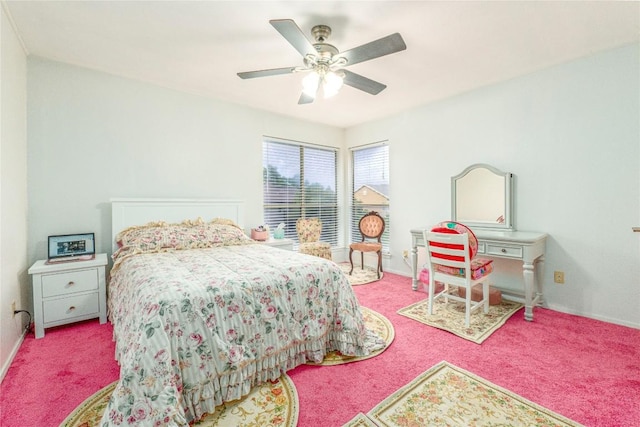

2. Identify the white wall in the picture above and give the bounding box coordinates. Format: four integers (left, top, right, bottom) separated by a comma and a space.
0, 4, 29, 380
19, 43, 640, 376
347, 43, 640, 328
26, 57, 344, 265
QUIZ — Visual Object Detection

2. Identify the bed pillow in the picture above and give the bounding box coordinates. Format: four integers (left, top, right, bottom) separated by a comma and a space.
116, 217, 251, 253
429, 221, 478, 261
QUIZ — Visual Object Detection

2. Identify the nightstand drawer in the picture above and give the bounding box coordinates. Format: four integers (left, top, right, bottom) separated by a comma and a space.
29, 253, 108, 338
41, 269, 98, 298
43, 293, 99, 323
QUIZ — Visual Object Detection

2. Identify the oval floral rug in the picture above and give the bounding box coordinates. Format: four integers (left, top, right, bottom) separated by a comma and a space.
307, 306, 395, 366
339, 263, 383, 285
60, 374, 298, 427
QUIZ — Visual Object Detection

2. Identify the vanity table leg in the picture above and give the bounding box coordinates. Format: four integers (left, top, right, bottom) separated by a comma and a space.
411, 245, 419, 291
535, 255, 545, 307
523, 262, 536, 321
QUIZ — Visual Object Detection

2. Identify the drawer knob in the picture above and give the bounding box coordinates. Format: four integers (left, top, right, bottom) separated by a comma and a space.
67, 281, 75, 286
68, 306, 76, 312
501, 248, 507, 253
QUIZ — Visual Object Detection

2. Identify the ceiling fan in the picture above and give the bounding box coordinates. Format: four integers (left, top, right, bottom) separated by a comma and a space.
237, 19, 407, 104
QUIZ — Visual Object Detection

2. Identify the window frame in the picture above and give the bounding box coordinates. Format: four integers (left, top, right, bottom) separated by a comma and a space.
262, 137, 339, 248
349, 141, 390, 254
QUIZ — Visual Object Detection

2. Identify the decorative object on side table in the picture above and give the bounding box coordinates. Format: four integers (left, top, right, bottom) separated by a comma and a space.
28, 253, 108, 338
273, 222, 286, 239
251, 225, 269, 241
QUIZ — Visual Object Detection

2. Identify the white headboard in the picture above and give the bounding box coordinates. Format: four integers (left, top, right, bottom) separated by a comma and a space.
111, 198, 245, 253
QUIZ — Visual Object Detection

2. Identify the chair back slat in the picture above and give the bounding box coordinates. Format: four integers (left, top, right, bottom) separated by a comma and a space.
424, 231, 472, 275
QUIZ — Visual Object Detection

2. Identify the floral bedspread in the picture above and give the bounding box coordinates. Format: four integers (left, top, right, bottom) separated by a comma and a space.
102, 244, 383, 426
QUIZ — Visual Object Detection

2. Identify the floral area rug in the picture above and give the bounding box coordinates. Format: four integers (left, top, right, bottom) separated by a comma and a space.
339, 262, 383, 285
307, 307, 395, 366
344, 361, 583, 427
60, 374, 298, 427
397, 296, 522, 344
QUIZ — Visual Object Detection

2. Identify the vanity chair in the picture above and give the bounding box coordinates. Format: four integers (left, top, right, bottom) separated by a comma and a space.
296, 218, 332, 260
423, 221, 494, 327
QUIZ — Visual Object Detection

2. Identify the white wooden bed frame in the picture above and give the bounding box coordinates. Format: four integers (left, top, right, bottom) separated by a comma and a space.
110, 198, 245, 253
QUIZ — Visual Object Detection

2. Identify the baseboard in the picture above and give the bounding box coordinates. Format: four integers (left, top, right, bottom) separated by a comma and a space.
383, 268, 640, 330
0, 328, 27, 383
544, 303, 640, 330
384, 267, 412, 277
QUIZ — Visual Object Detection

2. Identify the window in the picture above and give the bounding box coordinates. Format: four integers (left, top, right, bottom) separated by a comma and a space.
263, 137, 338, 246
351, 143, 390, 252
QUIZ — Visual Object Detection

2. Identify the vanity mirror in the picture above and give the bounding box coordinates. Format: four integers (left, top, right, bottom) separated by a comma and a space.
451, 163, 514, 231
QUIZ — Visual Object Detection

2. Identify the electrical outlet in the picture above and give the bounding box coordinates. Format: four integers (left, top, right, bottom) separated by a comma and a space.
11, 301, 16, 317
554, 271, 565, 284
402, 250, 408, 258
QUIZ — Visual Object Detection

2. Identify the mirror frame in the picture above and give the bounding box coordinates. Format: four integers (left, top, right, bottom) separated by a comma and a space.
451, 163, 515, 231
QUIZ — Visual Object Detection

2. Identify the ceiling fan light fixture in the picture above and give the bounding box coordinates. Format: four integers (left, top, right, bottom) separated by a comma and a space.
302, 72, 320, 98
323, 71, 344, 98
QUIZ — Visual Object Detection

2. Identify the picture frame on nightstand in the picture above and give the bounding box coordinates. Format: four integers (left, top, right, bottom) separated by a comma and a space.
47, 232, 95, 263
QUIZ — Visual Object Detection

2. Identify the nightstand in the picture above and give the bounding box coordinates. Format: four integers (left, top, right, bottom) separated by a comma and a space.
28, 253, 108, 338
261, 238, 294, 251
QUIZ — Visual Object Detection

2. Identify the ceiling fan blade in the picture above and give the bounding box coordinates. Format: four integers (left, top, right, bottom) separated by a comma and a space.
237, 67, 297, 79
270, 19, 317, 58
298, 92, 315, 104
337, 33, 406, 66
342, 70, 387, 95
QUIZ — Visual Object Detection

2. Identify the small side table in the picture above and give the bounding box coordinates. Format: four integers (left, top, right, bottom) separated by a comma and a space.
28, 253, 108, 338
260, 238, 294, 251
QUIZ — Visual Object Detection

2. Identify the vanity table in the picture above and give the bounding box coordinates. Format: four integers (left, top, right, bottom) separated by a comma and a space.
413, 164, 548, 321
410, 228, 547, 321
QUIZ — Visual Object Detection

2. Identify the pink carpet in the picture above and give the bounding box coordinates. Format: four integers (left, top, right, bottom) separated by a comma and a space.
1, 272, 639, 426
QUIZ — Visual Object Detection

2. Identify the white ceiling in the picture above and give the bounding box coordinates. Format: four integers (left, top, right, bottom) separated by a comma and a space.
4, 1, 639, 128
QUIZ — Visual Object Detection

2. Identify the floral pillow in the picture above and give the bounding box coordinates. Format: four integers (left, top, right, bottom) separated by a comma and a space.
115, 217, 252, 257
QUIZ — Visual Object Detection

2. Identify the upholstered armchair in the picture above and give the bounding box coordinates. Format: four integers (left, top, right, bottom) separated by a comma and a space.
296, 218, 332, 260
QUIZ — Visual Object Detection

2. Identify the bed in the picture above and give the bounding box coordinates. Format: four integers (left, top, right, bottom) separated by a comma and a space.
101, 198, 384, 426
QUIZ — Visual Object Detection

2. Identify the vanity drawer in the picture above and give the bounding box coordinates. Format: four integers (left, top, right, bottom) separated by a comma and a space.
486, 244, 523, 259
41, 269, 98, 298
477, 242, 486, 254
43, 293, 99, 323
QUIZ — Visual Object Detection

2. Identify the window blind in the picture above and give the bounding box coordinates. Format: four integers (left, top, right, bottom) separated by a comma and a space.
263, 138, 338, 246
350, 143, 390, 252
